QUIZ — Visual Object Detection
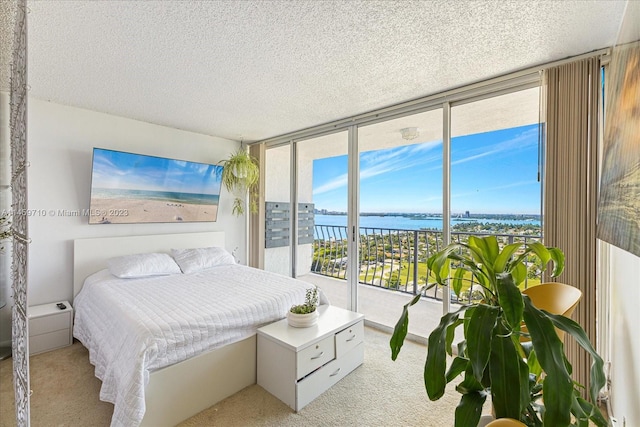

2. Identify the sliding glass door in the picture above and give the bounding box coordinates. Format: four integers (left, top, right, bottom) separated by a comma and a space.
356, 109, 444, 327
260, 83, 542, 335
295, 132, 350, 306
449, 87, 542, 302
263, 132, 351, 308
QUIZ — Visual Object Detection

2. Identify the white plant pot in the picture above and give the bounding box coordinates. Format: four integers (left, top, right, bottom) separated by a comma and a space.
287, 310, 319, 328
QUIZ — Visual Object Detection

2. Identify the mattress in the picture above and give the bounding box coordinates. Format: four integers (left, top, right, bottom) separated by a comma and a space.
73, 264, 326, 427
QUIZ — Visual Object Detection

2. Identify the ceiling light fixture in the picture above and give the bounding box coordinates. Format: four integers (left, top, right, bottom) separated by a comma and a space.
400, 127, 419, 140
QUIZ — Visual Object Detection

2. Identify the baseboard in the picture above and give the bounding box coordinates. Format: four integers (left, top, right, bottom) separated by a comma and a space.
364, 319, 428, 346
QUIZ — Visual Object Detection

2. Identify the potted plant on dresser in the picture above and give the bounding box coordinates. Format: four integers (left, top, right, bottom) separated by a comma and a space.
390, 235, 607, 427
287, 286, 319, 328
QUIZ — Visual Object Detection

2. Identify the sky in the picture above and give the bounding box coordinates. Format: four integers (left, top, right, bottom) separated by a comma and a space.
312, 124, 541, 215
91, 148, 223, 195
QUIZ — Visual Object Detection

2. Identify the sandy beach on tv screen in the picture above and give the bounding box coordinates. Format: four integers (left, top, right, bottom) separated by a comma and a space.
89, 198, 218, 224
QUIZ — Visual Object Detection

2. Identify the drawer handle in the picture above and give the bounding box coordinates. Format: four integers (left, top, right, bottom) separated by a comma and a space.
310, 351, 325, 360
330, 368, 341, 377
346, 334, 357, 342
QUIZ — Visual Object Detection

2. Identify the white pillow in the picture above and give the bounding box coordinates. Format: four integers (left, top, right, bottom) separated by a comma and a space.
171, 246, 235, 274
107, 252, 181, 279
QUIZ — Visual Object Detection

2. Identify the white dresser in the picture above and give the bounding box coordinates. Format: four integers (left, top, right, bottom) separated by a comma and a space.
28, 301, 73, 355
257, 305, 364, 411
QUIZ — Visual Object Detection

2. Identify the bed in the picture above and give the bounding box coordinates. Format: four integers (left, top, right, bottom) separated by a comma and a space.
72, 232, 323, 427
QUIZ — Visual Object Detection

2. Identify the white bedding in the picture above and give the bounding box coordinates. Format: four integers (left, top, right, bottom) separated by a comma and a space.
73, 264, 327, 427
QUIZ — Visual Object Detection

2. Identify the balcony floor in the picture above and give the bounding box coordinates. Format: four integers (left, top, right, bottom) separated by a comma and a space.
298, 273, 459, 344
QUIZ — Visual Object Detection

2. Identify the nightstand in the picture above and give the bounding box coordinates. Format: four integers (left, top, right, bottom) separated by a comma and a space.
257, 305, 364, 411
28, 301, 73, 355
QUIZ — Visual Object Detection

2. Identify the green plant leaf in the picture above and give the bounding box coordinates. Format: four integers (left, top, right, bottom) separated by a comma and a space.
428, 247, 455, 285
573, 396, 608, 427
425, 309, 465, 400
522, 297, 573, 427
547, 247, 565, 277
526, 347, 542, 378
518, 356, 531, 418
469, 235, 499, 264
489, 321, 525, 420
527, 241, 551, 268
454, 391, 487, 427
544, 311, 606, 407
494, 242, 523, 273
474, 272, 491, 290
571, 393, 590, 427
467, 237, 497, 285
451, 266, 466, 297
467, 236, 486, 262
511, 262, 528, 286
496, 273, 524, 331
457, 340, 467, 359
446, 318, 464, 357
456, 364, 485, 394
389, 292, 422, 360
484, 235, 500, 264
466, 304, 500, 382
446, 356, 469, 383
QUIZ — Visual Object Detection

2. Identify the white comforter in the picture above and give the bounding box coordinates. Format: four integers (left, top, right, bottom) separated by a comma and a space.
73, 264, 326, 427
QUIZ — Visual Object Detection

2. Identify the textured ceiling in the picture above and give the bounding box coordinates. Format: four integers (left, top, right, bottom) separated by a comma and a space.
0, 0, 629, 142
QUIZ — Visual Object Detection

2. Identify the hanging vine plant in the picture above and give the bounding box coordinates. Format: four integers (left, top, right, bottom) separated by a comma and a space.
219, 148, 260, 216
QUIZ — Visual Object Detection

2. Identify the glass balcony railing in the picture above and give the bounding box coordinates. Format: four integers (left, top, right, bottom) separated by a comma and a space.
312, 224, 542, 303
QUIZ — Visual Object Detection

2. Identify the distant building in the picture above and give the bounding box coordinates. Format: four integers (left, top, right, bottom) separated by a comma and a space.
465, 211, 470, 218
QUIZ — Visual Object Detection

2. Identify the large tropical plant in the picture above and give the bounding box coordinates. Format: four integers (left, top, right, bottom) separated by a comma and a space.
219, 148, 259, 216
390, 235, 606, 427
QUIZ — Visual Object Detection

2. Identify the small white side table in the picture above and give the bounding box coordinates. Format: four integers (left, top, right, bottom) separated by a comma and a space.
28, 301, 73, 355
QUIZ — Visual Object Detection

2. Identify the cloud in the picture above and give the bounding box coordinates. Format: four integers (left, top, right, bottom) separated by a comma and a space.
360, 142, 441, 179
314, 141, 442, 195
313, 173, 349, 195
452, 127, 538, 166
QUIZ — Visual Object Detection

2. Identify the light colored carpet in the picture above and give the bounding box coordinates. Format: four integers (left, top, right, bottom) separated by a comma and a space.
1, 327, 463, 426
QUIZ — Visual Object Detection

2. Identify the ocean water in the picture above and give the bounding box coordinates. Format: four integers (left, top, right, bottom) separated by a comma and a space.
314, 214, 540, 231
92, 188, 220, 205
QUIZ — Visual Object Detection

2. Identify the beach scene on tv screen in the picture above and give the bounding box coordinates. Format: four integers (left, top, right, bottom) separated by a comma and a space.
89, 149, 222, 224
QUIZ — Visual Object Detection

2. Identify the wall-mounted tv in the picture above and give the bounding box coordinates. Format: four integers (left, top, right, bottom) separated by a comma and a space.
89, 148, 223, 224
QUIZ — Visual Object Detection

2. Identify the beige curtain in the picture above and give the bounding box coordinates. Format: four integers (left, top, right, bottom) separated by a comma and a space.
542, 57, 600, 397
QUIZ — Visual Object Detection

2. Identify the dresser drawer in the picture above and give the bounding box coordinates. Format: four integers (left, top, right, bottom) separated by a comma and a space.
257, 305, 364, 411
30, 311, 71, 336
335, 320, 364, 358
29, 328, 71, 355
297, 341, 364, 409
296, 335, 335, 379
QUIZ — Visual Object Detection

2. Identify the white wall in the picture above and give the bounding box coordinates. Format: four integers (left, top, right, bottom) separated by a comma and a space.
608, 244, 640, 426
25, 99, 244, 307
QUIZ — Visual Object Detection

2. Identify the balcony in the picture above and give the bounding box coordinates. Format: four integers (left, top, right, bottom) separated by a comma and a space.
298, 272, 446, 342
298, 224, 543, 340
